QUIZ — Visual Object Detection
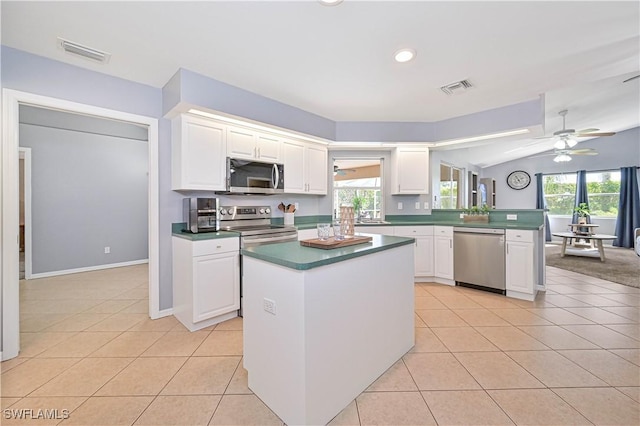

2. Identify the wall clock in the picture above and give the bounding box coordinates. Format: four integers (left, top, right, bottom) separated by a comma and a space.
507, 170, 531, 190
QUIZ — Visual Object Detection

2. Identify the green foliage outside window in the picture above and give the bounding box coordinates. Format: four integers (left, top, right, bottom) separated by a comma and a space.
543, 172, 620, 217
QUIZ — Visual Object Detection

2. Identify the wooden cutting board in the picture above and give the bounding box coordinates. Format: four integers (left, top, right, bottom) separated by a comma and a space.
300, 235, 373, 249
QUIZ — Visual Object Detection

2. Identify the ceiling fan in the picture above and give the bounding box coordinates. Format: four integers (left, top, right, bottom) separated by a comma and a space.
536, 109, 616, 150
334, 165, 357, 176
533, 147, 599, 163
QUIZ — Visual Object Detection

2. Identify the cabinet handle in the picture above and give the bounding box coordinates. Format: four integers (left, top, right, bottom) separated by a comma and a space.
506, 243, 509, 254
449, 240, 452, 249
398, 184, 400, 192
257, 147, 261, 157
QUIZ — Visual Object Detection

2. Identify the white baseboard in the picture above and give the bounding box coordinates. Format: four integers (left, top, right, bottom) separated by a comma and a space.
29, 259, 149, 279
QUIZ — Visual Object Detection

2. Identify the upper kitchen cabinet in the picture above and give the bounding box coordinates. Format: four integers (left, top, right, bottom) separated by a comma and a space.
282, 139, 328, 195
227, 126, 280, 162
172, 114, 227, 191
391, 146, 429, 195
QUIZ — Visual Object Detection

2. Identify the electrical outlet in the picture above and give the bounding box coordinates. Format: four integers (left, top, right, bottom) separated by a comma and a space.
104, 246, 110, 254
398, 202, 403, 210
424, 202, 429, 209
263, 298, 276, 315
507, 214, 518, 221
415, 202, 421, 210
459, 213, 465, 219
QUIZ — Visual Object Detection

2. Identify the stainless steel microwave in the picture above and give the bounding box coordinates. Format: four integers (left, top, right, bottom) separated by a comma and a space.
219, 158, 285, 195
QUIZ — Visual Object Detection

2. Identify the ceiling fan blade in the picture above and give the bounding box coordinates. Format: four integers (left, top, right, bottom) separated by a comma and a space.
576, 128, 599, 134
568, 148, 595, 154
533, 135, 555, 140
575, 132, 616, 137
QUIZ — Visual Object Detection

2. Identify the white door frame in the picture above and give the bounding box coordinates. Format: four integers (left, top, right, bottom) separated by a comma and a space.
18, 147, 32, 280
2, 89, 162, 361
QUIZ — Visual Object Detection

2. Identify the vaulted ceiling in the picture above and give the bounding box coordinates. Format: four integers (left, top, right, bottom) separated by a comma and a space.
2, 1, 639, 166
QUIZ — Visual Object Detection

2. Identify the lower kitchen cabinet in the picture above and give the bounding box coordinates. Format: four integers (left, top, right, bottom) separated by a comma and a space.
173, 236, 240, 331
394, 226, 434, 280
433, 226, 454, 283
505, 230, 538, 300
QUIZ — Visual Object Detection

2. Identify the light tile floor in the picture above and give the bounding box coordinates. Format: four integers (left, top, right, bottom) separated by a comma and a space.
2, 264, 639, 425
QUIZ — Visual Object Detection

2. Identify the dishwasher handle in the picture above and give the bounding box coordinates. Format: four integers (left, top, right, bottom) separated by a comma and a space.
454, 227, 505, 235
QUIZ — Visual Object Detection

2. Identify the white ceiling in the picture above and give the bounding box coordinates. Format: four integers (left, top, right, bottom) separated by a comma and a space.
2, 1, 639, 166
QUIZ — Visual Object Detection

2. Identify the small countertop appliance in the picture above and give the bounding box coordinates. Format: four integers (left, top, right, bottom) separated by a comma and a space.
183, 198, 220, 233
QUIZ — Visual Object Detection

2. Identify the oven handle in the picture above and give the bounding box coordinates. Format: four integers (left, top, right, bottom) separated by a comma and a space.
243, 234, 298, 246
272, 163, 280, 190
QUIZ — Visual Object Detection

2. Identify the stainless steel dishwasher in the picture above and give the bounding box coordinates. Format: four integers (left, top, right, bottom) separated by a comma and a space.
453, 227, 506, 294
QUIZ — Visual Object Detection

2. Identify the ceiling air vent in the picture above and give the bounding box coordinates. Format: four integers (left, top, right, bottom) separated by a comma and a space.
57, 38, 111, 64
440, 79, 473, 95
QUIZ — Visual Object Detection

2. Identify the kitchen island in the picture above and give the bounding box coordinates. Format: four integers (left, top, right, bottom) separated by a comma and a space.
242, 234, 415, 425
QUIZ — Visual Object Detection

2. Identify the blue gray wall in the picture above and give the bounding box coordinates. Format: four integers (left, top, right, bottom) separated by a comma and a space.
482, 126, 640, 209
1, 46, 173, 308
19, 105, 149, 274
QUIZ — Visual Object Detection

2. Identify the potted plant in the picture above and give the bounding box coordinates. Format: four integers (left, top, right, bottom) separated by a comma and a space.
574, 202, 590, 224
463, 205, 489, 223
351, 196, 365, 221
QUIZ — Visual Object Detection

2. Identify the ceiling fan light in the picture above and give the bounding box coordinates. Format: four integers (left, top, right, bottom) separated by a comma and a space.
553, 153, 572, 163
566, 138, 577, 148
553, 139, 567, 150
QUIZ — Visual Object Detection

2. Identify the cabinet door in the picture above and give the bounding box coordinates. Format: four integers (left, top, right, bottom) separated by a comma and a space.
192, 252, 240, 322
227, 126, 257, 159
434, 236, 454, 279
305, 144, 328, 194
506, 241, 534, 294
256, 133, 280, 162
393, 147, 429, 194
282, 140, 306, 193
415, 235, 435, 277
173, 116, 226, 191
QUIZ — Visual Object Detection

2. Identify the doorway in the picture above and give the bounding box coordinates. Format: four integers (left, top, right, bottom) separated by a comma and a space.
18, 148, 31, 280
2, 89, 160, 361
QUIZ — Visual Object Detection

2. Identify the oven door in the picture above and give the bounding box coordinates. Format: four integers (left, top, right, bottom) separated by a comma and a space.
241, 232, 298, 248
238, 231, 297, 317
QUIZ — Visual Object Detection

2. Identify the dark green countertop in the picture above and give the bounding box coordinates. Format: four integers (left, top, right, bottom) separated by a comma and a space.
296, 220, 542, 231
171, 223, 239, 241
242, 234, 414, 271
287, 210, 544, 231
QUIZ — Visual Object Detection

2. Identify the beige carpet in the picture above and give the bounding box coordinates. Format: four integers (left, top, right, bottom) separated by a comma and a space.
545, 244, 640, 288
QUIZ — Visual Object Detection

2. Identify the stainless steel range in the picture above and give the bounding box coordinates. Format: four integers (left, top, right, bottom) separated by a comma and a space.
219, 205, 298, 315
219, 205, 298, 246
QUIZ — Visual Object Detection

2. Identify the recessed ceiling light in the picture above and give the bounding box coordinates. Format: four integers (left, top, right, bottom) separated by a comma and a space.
319, 0, 343, 6
394, 48, 416, 63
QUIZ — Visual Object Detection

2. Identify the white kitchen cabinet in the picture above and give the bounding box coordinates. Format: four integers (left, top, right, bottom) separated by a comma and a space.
227, 126, 280, 162
394, 226, 434, 280
433, 226, 454, 282
391, 146, 429, 195
505, 230, 537, 300
282, 139, 327, 195
172, 114, 227, 191
173, 236, 240, 331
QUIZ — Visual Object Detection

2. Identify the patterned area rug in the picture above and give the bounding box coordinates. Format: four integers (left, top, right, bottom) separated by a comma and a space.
545, 244, 640, 288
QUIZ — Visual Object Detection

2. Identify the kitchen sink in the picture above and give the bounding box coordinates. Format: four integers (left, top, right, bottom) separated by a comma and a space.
356, 219, 391, 224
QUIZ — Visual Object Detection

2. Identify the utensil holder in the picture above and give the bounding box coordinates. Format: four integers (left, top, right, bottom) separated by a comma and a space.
284, 213, 294, 226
